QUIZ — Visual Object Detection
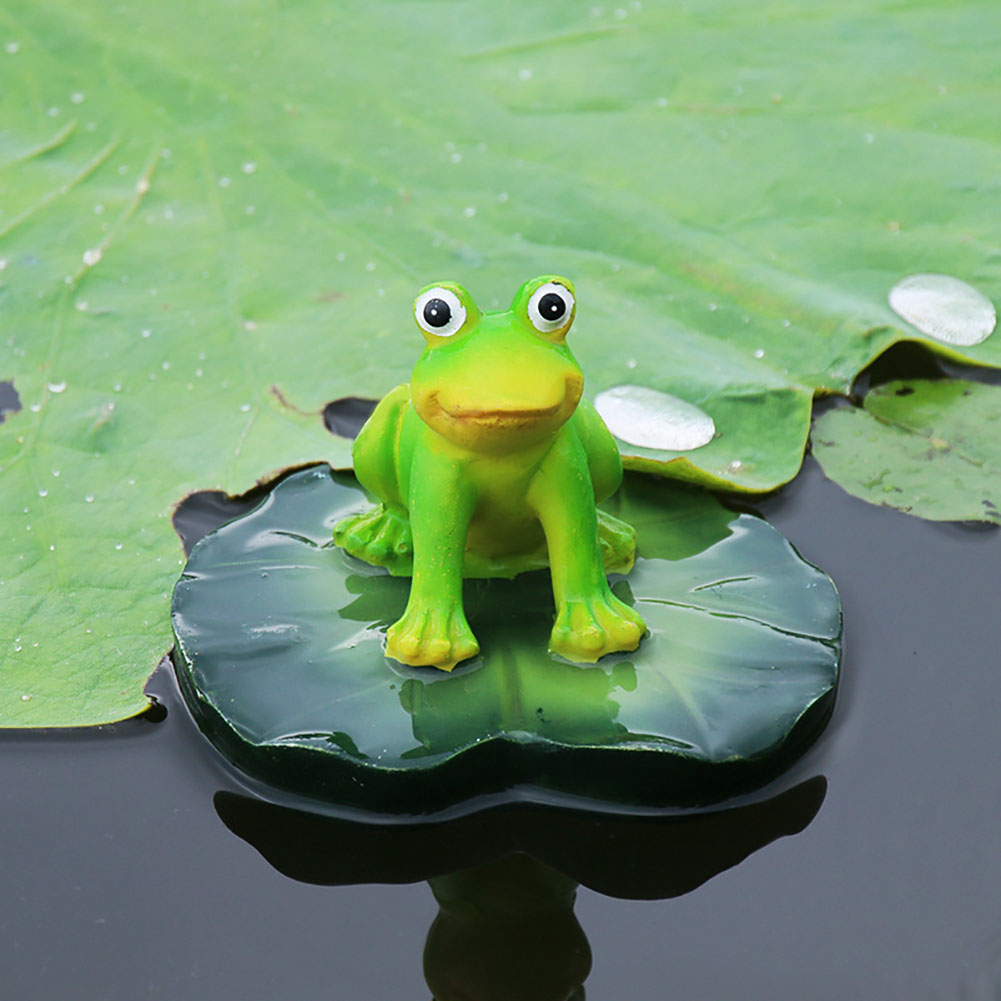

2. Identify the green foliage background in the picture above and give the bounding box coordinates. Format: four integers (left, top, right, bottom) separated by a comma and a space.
1, 0, 999, 725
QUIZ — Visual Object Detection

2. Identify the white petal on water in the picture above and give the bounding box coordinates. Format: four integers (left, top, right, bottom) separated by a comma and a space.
595, 384, 716, 452
889, 273, 996, 347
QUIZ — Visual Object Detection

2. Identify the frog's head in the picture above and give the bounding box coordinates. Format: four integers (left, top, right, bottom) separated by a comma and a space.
410, 276, 584, 453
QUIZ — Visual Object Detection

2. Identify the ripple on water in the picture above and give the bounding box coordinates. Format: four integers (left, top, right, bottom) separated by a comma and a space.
594, 384, 716, 452
889, 273, 996, 347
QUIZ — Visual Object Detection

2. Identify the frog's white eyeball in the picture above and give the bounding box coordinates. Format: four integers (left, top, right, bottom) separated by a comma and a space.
415, 286, 466, 337
527, 282, 575, 334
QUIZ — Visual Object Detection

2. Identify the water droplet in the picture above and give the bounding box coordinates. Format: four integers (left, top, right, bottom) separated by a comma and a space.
754, 348, 765, 358
240, 403, 251, 412
5, 41, 21, 54
135, 178, 150, 194
29, 403, 41, 413
708, 301, 718, 311
626, 358, 637, 369
52, 469, 60, 477
82, 247, 102, 267
463, 206, 477, 217
518, 67, 533, 81
48, 381, 67, 393
595, 385, 716, 451
450, 152, 462, 164
0, 258, 7, 270
85, 494, 94, 503
218, 176, 231, 188
118, 164, 129, 175
889, 273, 996, 347
497, 191, 509, 203
20, 693, 30, 701
141, 328, 151, 338
241, 161, 257, 174
863, 132, 875, 144
114, 543, 123, 550
195, 368, 203, 377
75, 300, 89, 311
48, 106, 60, 117
38, 489, 48, 498
113, 382, 122, 391
245, 205, 255, 215
243, 320, 258, 331
614, 7, 627, 19
49, 544, 55, 551
335, 252, 346, 262
161, 361, 170, 371
365, 261, 376, 272
70, 91, 85, 104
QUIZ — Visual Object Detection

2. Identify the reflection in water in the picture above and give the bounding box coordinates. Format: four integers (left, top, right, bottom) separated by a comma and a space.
215, 776, 826, 998
426, 855, 590, 1001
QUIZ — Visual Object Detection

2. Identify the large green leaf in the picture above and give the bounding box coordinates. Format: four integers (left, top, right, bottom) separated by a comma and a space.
1, 0, 997, 724
172, 467, 840, 812
813, 379, 1001, 523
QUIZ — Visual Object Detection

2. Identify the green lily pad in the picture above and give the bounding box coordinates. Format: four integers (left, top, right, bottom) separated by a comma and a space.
172, 466, 841, 812
813, 379, 1001, 524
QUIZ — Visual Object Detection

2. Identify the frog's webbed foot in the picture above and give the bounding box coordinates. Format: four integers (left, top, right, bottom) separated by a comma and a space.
386, 602, 479, 672
597, 509, 637, 574
333, 504, 413, 573
549, 587, 645, 663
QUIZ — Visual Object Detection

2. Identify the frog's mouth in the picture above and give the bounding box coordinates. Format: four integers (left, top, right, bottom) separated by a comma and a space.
442, 400, 564, 422
416, 375, 584, 450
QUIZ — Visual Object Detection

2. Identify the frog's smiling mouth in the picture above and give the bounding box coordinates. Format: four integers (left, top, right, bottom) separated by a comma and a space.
441, 399, 564, 421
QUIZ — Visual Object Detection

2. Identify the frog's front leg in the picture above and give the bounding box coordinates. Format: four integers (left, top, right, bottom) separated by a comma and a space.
528, 434, 646, 663
385, 449, 479, 672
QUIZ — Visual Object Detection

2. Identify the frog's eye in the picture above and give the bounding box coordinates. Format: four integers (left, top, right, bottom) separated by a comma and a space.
527, 281, 575, 335
415, 286, 466, 338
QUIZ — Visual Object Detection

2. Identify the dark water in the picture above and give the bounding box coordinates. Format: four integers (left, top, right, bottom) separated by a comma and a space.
3, 457, 1000, 1000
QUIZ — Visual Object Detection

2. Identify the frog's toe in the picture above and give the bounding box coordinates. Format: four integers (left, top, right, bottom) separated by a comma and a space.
334, 505, 412, 570
549, 590, 646, 663
385, 605, 479, 672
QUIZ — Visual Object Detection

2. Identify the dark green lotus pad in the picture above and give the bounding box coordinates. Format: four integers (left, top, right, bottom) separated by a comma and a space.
172, 466, 841, 813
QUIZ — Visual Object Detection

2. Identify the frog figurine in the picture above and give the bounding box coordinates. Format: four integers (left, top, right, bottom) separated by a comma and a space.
333, 275, 646, 671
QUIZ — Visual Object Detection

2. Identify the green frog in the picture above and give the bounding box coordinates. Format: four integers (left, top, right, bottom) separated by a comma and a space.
333, 275, 646, 670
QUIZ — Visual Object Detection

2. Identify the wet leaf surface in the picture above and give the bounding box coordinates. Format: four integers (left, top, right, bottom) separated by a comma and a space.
813, 379, 1001, 524
1, 0, 998, 723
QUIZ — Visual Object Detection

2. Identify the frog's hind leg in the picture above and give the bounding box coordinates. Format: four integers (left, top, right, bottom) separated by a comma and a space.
597, 509, 637, 574
334, 503, 413, 575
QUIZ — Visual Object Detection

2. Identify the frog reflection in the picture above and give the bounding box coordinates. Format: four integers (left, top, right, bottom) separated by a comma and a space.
425, 855, 589, 1001
333, 276, 645, 671
337, 567, 639, 752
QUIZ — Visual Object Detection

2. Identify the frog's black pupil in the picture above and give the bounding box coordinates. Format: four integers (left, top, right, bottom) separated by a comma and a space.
423, 298, 451, 328
539, 292, 566, 322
